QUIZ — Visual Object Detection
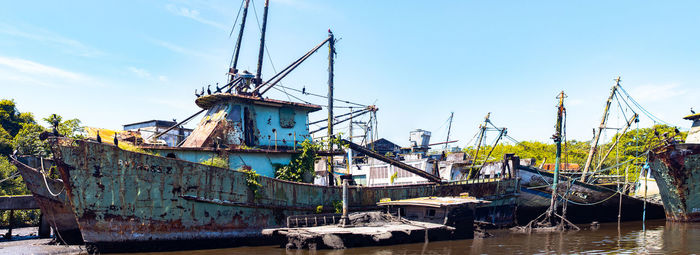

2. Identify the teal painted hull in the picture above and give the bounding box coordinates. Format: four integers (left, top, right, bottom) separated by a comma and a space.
650, 143, 700, 221
53, 139, 518, 250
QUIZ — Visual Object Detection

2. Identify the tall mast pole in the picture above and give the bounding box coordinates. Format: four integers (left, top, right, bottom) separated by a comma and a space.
549, 91, 565, 220
326, 30, 335, 186
254, 0, 270, 88
581, 77, 620, 182
347, 108, 353, 174
231, 0, 250, 74
444, 112, 454, 151
467, 113, 489, 180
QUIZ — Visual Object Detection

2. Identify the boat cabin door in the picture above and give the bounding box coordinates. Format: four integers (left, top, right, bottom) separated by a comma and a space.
243, 106, 256, 146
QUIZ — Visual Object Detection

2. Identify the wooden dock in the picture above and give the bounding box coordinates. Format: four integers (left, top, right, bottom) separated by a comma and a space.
0, 195, 50, 239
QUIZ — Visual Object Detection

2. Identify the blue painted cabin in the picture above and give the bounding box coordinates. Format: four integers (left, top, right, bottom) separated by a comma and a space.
146, 93, 322, 178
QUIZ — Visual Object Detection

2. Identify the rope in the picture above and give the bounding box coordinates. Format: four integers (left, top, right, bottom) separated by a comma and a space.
40, 158, 64, 197
0, 171, 20, 184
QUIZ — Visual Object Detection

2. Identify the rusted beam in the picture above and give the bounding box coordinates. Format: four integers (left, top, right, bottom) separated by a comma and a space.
582, 77, 620, 182
150, 109, 206, 141
0, 195, 39, 210
342, 139, 442, 183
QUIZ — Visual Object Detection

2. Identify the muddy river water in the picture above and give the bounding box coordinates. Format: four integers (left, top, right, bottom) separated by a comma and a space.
116, 219, 698, 255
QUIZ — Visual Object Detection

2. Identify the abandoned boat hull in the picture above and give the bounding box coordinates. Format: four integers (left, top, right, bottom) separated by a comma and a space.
11, 156, 83, 244
649, 143, 700, 221
517, 166, 665, 223
53, 139, 518, 251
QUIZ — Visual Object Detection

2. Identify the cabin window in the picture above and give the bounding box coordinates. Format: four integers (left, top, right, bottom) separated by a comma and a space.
227, 105, 242, 122
279, 107, 296, 128
426, 209, 436, 217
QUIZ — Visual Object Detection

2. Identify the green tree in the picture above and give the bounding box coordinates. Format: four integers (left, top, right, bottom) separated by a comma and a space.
43, 115, 85, 139
0, 156, 28, 195
0, 100, 36, 155
11, 123, 51, 157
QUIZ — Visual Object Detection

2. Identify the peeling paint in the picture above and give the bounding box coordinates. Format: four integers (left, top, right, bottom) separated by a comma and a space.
52, 138, 519, 246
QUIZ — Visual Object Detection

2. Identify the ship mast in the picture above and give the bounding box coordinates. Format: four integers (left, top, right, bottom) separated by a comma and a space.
326, 30, 336, 186
444, 112, 454, 151
230, 0, 251, 75
581, 77, 620, 182
254, 0, 270, 88
548, 91, 565, 220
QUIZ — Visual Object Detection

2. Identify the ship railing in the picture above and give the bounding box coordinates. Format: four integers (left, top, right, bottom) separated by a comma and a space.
287, 213, 343, 228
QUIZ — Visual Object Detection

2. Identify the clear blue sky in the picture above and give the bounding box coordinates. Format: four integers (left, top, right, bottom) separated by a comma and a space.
1, 0, 697, 148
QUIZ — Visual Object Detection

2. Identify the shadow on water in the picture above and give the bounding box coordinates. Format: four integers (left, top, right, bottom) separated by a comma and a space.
118, 220, 700, 255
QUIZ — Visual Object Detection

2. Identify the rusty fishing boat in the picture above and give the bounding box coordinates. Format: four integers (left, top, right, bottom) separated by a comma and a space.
517, 80, 666, 223
649, 113, 700, 221
43, 1, 519, 252
10, 156, 83, 244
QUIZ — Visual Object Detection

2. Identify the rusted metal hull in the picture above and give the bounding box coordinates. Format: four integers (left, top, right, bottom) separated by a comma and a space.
11, 156, 83, 244
517, 166, 665, 223
52, 139, 518, 252
649, 143, 700, 221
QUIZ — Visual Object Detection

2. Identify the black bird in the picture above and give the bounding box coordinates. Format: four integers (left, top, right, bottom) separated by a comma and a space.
207, 85, 212, 95
675, 128, 681, 135
215, 83, 222, 93
96, 130, 102, 143
302, 86, 306, 94
195, 89, 200, 98
51, 114, 60, 136
692, 108, 696, 114
113, 134, 119, 147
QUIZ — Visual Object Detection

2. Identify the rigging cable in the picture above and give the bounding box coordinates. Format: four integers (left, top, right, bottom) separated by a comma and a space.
617, 85, 675, 126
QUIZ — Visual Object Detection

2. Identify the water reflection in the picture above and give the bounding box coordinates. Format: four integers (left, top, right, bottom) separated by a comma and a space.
122, 220, 700, 255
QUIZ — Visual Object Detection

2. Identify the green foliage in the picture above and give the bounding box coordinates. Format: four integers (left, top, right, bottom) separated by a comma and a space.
240, 167, 262, 199
200, 155, 229, 168
118, 142, 155, 155
385, 151, 394, 157
0, 156, 27, 195
390, 171, 398, 184
0, 209, 40, 227
315, 205, 323, 214
43, 115, 85, 139
9, 114, 85, 158
0, 156, 37, 226
0, 100, 30, 139
0, 100, 36, 155
0, 127, 12, 156
275, 140, 321, 182
463, 124, 685, 183
322, 133, 349, 150
12, 123, 51, 157
333, 200, 342, 214
463, 140, 590, 167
